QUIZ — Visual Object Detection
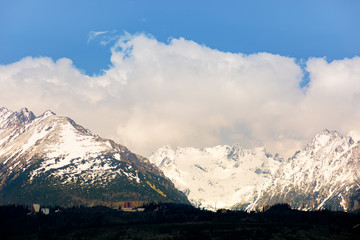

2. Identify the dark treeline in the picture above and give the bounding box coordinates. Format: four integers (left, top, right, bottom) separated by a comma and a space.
0, 203, 359, 240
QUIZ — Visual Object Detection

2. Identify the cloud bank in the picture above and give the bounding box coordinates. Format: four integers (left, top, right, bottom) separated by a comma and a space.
1, 33, 360, 157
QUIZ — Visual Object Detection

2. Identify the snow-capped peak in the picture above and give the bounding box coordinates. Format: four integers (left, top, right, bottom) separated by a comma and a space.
16, 107, 36, 123
149, 144, 282, 210
41, 110, 56, 118
0, 107, 9, 114
320, 128, 342, 137
304, 129, 344, 153
0, 107, 189, 207
0, 107, 35, 130
249, 129, 360, 212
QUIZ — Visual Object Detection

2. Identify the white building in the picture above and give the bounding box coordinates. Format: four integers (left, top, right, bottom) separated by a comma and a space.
31, 204, 40, 213
41, 208, 50, 215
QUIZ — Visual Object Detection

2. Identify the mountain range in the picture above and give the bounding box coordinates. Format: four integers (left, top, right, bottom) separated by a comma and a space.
1, 107, 359, 212
149, 145, 282, 210
0, 107, 189, 207
149, 130, 360, 212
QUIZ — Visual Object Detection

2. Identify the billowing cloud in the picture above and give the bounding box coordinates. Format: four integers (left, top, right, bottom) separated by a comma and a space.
1, 33, 359, 158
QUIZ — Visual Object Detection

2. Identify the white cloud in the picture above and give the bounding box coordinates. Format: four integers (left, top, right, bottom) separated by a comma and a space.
87, 30, 119, 46
88, 31, 109, 43
1, 33, 359, 158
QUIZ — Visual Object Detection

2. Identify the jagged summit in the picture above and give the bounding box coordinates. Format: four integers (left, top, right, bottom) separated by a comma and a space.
0, 107, 189, 207
17, 108, 36, 122
312, 128, 342, 141
41, 110, 56, 118
303, 129, 341, 152
321, 128, 339, 135
0, 107, 36, 130
244, 129, 360, 212
0, 107, 55, 123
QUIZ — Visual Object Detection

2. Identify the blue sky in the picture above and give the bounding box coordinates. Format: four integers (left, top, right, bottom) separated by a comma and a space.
1, 0, 360, 157
1, 0, 360, 75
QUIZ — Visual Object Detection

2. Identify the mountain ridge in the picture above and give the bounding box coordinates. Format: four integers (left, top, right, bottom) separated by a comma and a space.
247, 129, 360, 212
150, 129, 360, 212
1, 106, 359, 212
149, 144, 282, 210
0, 107, 189, 207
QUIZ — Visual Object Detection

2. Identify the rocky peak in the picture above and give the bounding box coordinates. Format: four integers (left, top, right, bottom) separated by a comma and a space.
0, 107, 35, 130
0, 107, 9, 114
249, 129, 360, 212
16, 108, 36, 123
314, 129, 342, 141
304, 129, 345, 153
41, 110, 56, 118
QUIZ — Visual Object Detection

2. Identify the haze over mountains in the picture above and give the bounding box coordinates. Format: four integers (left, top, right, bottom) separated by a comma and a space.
0, 107, 359, 212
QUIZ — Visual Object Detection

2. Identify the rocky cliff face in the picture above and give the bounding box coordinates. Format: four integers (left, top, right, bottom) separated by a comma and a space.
0, 107, 189, 207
